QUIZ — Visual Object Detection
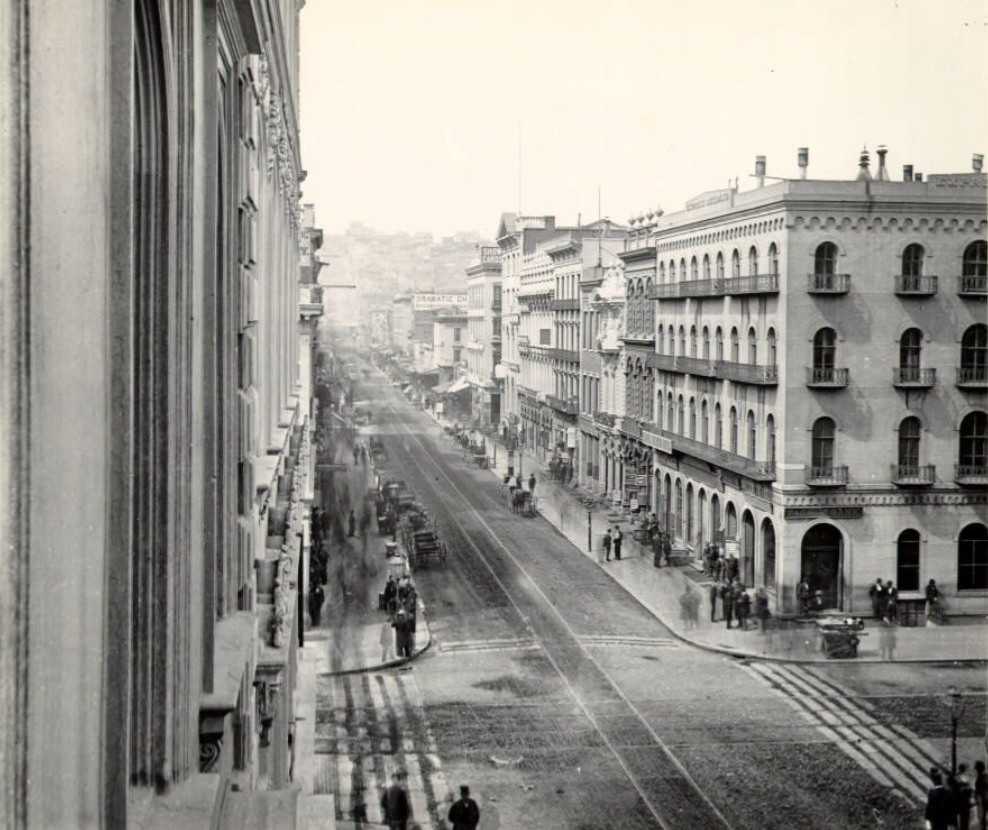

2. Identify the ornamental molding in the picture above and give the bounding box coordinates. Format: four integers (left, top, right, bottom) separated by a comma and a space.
792, 215, 987, 234
257, 56, 301, 229
781, 491, 988, 509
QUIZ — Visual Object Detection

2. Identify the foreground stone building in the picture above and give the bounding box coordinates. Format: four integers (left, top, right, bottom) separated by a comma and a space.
1, 1, 318, 826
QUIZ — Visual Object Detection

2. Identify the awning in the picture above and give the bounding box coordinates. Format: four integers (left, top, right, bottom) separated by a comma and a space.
447, 377, 470, 394
431, 380, 452, 394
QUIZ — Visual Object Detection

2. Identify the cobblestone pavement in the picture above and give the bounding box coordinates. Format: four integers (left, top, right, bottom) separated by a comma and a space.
306, 364, 986, 830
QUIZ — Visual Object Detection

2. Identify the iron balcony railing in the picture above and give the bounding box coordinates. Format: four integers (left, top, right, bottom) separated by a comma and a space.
894, 274, 938, 296
805, 465, 848, 486
715, 360, 779, 385
958, 274, 988, 296
721, 274, 779, 295
957, 366, 988, 388
676, 356, 717, 377
668, 431, 776, 481
546, 394, 579, 415
893, 464, 935, 485
806, 367, 850, 387
893, 367, 936, 387
955, 463, 988, 484
807, 273, 851, 294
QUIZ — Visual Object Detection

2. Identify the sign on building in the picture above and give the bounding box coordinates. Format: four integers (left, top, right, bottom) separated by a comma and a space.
412, 293, 468, 311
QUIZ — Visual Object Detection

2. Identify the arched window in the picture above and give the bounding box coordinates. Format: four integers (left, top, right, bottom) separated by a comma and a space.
896, 529, 921, 592
763, 519, 777, 588
768, 243, 778, 276
767, 328, 777, 367
747, 410, 756, 460
711, 493, 722, 537
766, 414, 776, 467
813, 328, 837, 379
902, 244, 924, 277
748, 245, 759, 275
815, 241, 838, 275
959, 411, 987, 473
958, 523, 988, 591
730, 327, 740, 363
701, 399, 709, 443
690, 325, 697, 357
677, 395, 685, 434
679, 326, 686, 356
812, 417, 836, 473
690, 256, 698, 281
679, 258, 687, 281
899, 328, 923, 381
689, 397, 697, 438
898, 416, 921, 471
731, 249, 741, 279
702, 326, 710, 359
961, 324, 987, 383
668, 325, 675, 356
666, 391, 674, 431
963, 240, 987, 278
685, 483, 694, 544
747, 327, 757, 364
657, 323, 664, 353
659, 262, 666, 284
702, 254, 711, 280
729, 406, 738, 453
714, 403, 723, 448
675, 479, 684, 539
669, 260, 676, 284
716, 252, 724, 280
698, 489, 707, 548
715, 327, 724, 361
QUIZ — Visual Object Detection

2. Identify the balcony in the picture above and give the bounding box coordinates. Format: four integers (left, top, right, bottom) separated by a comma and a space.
893, 464, 935, 486
646, 353, 680, 372
806, 367, 850, 388
676, 356, 717, 377
807, 273, 851, 294
679, 278, 723, 298
547, 347, 580, 363
956, 464, 988, 486
715, 361, 779, 385
668, 431, 776, 481
593, 411, 616, 428
298, 284, 324, 318
549, 298, 581, 311
647, 283, 682, 300
956, 366, 988, 389
892, 367, 936, 388
958, 274, 988, 297
805, 465, 848, 486
894, 274, 938, 296
546, 394, 579, 415
722, 274, 780, 295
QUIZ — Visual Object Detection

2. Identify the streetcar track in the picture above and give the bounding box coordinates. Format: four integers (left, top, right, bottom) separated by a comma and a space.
379, 399, 735, 830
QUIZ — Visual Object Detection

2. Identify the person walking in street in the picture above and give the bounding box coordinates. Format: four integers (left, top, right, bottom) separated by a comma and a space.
721, 581, 735, 629
381, 771, 412, 830
447, 785, 480, 830
879, 620, 897, 661
679, 587, 696, 630
612, 526, 623, 561
973, 760, 986, 830
754, 586, 770, 632
735, 585, 752, 631
602, 528, 613, 562
709, 581, 719, 622
926, 770, 955, 830
528, 473, 536, 494
393, 609, 413, 658
868, 578, 885, 620
380, 618, 395, 663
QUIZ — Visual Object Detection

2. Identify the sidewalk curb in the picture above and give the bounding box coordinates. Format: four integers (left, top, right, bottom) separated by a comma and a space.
316, 617, 435, 678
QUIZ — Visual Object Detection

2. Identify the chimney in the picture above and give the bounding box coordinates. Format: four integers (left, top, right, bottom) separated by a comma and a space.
974, 154, 984, 173
903, 164, 914, 182
755, 155, 766, 187
797, 147, 809, 179
876, 146, 890, 181
856, 147, 873, 181
915, 172, 923, 182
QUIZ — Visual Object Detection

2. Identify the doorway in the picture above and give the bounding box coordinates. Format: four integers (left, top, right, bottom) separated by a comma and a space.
800, 524, 842, 610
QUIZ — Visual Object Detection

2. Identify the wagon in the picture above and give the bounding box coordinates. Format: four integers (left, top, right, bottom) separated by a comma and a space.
406, 528, 447, 568
816, 617, 866, 659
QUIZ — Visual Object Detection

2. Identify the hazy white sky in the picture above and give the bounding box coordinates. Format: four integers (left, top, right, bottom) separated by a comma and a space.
298, 0, 987, 239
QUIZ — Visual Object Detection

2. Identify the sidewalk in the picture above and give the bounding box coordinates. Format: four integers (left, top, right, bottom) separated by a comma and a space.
429, 411, 987, 665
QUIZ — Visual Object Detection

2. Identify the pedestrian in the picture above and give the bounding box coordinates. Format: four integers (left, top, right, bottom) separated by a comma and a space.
926, 770, 955, 830
679, 587, 695, 630
447, 785, 481, 830
528, 473, 536, 494
308, 582, 324, 627
380, 618, 395, 663
884, 580, 898, 622
736, 585, 751, 631
709, 581, 719, 622
353, 445, 359, 466
926, 579, 941, 624
868, 578, 885, 620
383, 574, 398, 616
393, 609, 412, 658
721, 581, 735, 629
754, 586, 770, 632
797, 577, 811, 615
974, 760, 986, 830
956, 763, 974, 830
602, 528, 613, 562
381, 771, 412, 830
348, 509, 356, 537
612, 526, 623, 561
879, 620, 897, 660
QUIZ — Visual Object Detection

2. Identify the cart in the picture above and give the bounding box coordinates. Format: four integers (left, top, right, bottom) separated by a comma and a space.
406, 529, 447, 569
815, 617, 866, 659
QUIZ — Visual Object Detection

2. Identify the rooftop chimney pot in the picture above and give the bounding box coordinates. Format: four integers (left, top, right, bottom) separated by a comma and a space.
876, 145, 890, 181
915, 172, 923, 182
755, 155, 766, 187
903, 164, 914, 182
797, 147, 809, 179
974, 154, 984, 173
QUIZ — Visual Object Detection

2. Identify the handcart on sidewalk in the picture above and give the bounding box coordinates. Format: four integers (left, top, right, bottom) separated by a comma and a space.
815, 616, 866, 659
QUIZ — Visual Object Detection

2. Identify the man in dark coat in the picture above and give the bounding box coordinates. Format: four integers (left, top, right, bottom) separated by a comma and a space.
721, 581, 735, 629
868, 578, 885, 619
447, 785, 480, 830
308, 582, 324, 627
709, 581, 719, 622
612, 526, 623, 561
393, 609, 413, 658
602, 529, 612, 562
381, 771, 411, 830
528, 473, 536, 494
926, 770, 955, 830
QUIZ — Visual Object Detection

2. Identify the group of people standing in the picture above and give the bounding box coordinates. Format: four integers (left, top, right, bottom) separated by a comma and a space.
925, 761, 987, 830
601, 526, 624, 561
710, 577, 771, 631
867, 577, 900, 622
380, 574, 419, 662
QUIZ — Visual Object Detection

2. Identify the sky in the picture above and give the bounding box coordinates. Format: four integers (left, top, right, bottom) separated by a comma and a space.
298, 0, 988, 239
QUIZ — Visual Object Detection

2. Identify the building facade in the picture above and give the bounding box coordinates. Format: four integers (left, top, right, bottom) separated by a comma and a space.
465, 246, 503, 427
0, 1, 316, 826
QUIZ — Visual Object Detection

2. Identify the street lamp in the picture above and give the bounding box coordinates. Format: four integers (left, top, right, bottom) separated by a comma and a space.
947, 686, 965, 777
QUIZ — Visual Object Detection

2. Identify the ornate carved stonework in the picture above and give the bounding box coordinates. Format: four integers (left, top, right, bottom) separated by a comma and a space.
199, 735, 223, 773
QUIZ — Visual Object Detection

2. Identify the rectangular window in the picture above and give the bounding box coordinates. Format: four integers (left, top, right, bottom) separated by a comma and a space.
539, 328, 551, 345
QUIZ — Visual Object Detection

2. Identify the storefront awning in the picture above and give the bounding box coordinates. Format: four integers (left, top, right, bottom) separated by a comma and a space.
447, 377, 470, 394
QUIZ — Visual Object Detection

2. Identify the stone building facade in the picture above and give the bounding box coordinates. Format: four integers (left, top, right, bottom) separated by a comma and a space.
0, 1, 316, 826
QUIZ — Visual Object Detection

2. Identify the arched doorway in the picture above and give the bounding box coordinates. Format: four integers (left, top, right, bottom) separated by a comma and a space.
801, 524, 842, 609
742, 511, 755, 586
663, 473, 672, 531
762, 519, 777, 589
726, 502, 738, 538
710, 493, 721, 540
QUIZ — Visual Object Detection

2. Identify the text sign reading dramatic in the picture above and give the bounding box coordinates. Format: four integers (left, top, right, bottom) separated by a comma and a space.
412, 293, 468, 311
685, 188, 734, 212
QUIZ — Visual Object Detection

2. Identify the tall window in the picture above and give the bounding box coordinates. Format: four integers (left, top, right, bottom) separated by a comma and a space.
815, 242, 838, 275
731, 249, 740, 278
690, 326, 697, 357
958, 524, 988, 591
729, 406, 738, 453
685, 484, 694, 544
677, 396, 685, 434
703, 254, 711, 280
813, 328, 837, 375
961, 324, 987, 381
767, 328, 777, 367
679, 259, 687, 281
666, 392, 674, 431
900, 328, 922, 380
748, 327, 757, 364
748, 246, 759, 275
959, 411, 987, 472
714, 403, 722, 447
746, 410, 756, 460
730, 327, 740, 362
812, 417, 836, 472
766, 415, 776, 467
668, 325, 675, 355
716, 252, 724, 280
690, 256, 698, 280
902, 244, 924, 289
675, 481, 683, 539
768, 243, 778, 275
896, 529, 921, 592
702, 326, 710, 359
659, 262, 666, 284
689, 398, 696, 438
715, 327, 724, 361
679, 326, 686, 356
898, 416, 921, 470
701, 399, 709, 443
963, 240, 987, 278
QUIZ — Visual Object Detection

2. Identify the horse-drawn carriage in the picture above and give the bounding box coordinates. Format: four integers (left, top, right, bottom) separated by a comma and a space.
369, 436, 387, 465
511, 488, 538, 517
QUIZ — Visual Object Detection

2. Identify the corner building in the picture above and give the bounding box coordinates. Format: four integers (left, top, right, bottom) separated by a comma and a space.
626, 155, 986, 617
